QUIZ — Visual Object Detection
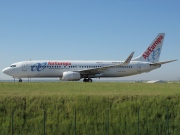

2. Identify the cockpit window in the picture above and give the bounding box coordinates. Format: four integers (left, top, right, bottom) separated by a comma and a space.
10, 65, 16, 67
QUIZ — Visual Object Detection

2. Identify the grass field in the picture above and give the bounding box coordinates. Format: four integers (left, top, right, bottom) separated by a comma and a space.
1, 82, 180, 96
0, 82, 180, 135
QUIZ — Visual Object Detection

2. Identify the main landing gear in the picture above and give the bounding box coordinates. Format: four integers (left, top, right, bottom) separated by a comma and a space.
19, 79, 22, 82
83, 78, 93, 82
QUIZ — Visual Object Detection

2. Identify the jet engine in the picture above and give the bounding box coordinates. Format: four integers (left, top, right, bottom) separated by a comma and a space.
62, 71, 81, 81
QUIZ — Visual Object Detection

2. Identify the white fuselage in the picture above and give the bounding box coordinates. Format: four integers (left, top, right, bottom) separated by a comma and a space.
2, 60, 160, 79
2, 33, 176, 82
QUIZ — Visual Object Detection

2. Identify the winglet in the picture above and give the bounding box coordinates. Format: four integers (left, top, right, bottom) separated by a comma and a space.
124, 52, 134, 64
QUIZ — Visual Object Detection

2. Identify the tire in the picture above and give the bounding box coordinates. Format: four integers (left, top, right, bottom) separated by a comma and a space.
83, 78, 92, 82
88, 79, 92, 82
19, 79, 22, 82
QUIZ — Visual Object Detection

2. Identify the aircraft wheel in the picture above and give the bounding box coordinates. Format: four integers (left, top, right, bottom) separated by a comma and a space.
19, 79, 22, 82
83, 78, 92, 82
88, 79, 92, 82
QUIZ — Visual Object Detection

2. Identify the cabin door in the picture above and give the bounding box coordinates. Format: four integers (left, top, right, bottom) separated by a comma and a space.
137, 63, 141, 73
22, 63, 27, 71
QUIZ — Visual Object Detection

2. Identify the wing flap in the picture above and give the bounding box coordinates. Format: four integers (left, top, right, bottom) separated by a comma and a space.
78, 52, 134, 75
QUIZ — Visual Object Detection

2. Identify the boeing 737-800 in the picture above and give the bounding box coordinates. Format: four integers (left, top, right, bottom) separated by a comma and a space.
2, 33, 176, 82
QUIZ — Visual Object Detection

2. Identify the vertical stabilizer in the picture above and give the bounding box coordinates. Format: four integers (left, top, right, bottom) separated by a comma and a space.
132, 33, 165, 63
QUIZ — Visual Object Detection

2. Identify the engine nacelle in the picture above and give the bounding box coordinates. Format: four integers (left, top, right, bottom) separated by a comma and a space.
62, 71, 81, 81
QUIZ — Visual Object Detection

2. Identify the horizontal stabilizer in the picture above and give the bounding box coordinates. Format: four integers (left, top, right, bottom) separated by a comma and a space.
149, 60, 177, 65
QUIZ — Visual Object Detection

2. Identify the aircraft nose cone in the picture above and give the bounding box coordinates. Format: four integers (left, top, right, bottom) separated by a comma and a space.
2, 68, 9, 75
2, 69, 6, 73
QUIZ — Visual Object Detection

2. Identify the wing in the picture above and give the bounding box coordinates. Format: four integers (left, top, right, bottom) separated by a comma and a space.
77, 52, 134, 75
149, 60, 177, 65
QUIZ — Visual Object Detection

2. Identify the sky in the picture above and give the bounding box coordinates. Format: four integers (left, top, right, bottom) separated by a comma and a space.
0, 0, 180, 81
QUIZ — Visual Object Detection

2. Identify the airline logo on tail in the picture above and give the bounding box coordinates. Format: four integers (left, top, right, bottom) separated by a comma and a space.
147, 48, 161, 62
143, 35, 163, 60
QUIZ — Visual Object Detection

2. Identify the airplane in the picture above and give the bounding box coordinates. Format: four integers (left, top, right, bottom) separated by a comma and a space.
2, 33, 177, 82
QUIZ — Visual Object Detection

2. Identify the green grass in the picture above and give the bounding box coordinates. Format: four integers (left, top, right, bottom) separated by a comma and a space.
0, 82, 180, 96
0, 82, 180, 135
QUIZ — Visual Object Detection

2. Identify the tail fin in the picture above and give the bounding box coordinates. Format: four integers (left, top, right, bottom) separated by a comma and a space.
132, 33, 165, 63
